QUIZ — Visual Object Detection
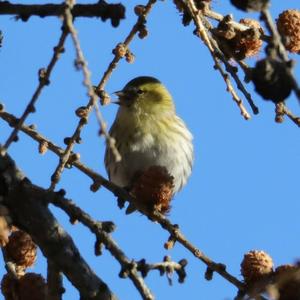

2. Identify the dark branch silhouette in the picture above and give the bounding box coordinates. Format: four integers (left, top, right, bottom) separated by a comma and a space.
0, 1, 125, 26
0, 153, 118, 300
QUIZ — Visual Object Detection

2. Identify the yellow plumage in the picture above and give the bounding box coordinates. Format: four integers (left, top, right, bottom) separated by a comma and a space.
105, 76, 193, 195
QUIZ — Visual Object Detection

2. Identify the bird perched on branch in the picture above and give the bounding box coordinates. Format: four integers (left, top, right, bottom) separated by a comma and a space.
105, 76, 193, 212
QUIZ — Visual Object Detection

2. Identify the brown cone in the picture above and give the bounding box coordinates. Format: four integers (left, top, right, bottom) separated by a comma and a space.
233, 18, 264, 58
130, 166, 174, 214
277, 9, 300, 53
4, 230, 37, 268
241, 250, 274, 285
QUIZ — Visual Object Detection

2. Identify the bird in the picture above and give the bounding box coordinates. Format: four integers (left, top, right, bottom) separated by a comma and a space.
105, 76, 193, 203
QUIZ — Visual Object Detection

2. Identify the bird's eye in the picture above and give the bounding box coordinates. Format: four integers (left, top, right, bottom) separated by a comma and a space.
136, 89, 144, 95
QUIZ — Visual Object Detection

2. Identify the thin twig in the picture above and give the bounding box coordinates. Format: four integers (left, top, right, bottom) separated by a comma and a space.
200, 14, 259, 114
0, 111, 128, 200
260, 9, 288, 61
203, 5, 259, 115
50, 195, 154, 300
151, 210, 245, 290
0, 27, 68, 156
48, 0, 120, 190
48, 0, 157, 190
282, 104, 300, 127
203, 9, 269, 42
136, 256, 188, 284
95, 0, 157, 92
185, 0, 251, 119
204, 9, 247, 29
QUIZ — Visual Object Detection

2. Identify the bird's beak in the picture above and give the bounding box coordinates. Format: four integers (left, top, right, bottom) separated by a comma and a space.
112, 90, 125, 105
114, 90, 125, 98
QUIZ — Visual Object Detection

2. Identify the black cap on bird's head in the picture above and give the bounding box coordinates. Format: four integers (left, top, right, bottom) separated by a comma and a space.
124, 76, 161, 90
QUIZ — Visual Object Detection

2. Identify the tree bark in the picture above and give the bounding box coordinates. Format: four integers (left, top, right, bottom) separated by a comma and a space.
0, 153, 118, 300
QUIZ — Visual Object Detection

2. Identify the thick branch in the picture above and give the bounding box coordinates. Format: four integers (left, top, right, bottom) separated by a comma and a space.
0, 1, 125, 26
47, 260, 64, 300
0, 153, 118, 300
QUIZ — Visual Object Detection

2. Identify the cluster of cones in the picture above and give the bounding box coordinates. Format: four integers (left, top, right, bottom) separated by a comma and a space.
0, 221, 46, 300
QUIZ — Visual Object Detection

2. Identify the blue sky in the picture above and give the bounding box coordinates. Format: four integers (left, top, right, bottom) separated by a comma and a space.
1, 1, 300, 299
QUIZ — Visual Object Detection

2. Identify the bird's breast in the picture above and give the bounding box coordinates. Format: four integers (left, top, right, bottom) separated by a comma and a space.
107, 112, 193, 194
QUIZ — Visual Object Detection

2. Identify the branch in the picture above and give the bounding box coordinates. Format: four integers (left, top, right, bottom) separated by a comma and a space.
47, 260, 64, 300
0, 153, 118, 300
95, 0, 157, 93
199, 3, 300, 124
0, 110, 246, 294
48, 0, 120, 191
184, 0, 253, 119
279, 103, 300, 127
136, 256, 188, 285
47, 0, 157, 189
50, 194, 155, 300
0, 1, 125, 26
0, 111, 128, 200
152, 211, 244, 289
0, 27, 68, 156
200, 16, 259, 115
203, 9, 269, 42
